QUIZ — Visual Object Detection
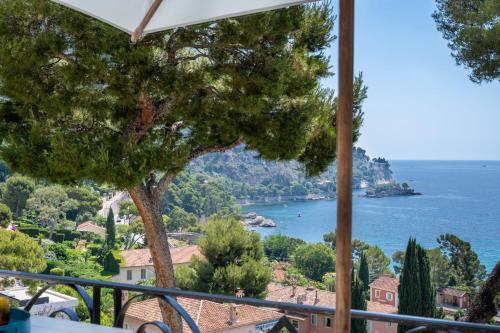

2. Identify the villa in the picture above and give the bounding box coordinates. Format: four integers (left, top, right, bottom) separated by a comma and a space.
265, 285, 398, 333
112, 245, 203, 284
369, 276, 399, 307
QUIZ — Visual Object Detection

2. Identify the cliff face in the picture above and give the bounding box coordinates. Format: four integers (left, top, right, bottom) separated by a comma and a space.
188, 146, 394, 200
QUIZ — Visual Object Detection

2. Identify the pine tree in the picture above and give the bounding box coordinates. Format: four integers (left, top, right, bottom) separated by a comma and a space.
398, 238, 422, 333
358, 251, 370, 292
352, 268, 367, 333
418, 245, 436, 318
106, 209, 116, 248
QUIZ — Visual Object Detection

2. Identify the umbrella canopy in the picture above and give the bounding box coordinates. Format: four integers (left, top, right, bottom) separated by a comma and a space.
51, 0, 317, 42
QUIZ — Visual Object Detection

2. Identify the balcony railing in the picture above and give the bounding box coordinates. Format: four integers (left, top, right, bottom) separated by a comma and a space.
0, 270, 499, 333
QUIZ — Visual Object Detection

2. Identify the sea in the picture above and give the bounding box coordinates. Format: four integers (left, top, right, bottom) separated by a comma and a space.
242, 160, 500, 272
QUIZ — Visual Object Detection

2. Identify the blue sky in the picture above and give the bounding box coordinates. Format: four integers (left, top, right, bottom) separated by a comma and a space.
324, 0, 500, 160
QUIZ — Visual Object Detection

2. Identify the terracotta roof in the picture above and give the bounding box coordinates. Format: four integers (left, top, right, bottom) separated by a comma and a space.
265, 285, 397, 314
76, 222, 106, 237
126, 298, 282, 333
120, 246, 203, 268
369, 276, 399, 293
437, 287, 467, 297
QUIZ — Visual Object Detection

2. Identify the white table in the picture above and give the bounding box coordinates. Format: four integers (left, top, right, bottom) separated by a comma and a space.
31, 316, 132, 333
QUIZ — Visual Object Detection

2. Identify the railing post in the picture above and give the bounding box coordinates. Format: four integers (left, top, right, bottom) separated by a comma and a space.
335, 0, 355, 333
92, 286, 101, 325
114, 289, 123, 325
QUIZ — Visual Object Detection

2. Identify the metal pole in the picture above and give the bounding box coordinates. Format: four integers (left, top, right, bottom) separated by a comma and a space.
335, 0, 355, 332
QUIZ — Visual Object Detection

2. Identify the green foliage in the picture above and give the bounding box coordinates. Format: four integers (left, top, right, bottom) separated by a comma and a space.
322, 272, 336, 292
292, 243, 335, 281
0, 160, 10, 182
119, 201, 139, 224
417, 245, 436, 318
263, 234, 306, 261
0, 0, 360, 189
437, 233, 486, 287
365, 245, 391, 277
358, 251, 370, 291
0, 229, 46, 272
164, 206, 198, 232
105, 209, 115, 248
351, 272, 367, 333
433, 0, 500, 82
352, 239, 369, 260
103, 250, 122, 275
0, 202, 12, 228
323, 231, 336, 249
392, 250, 405, 275
65, 186, 102, 221
49, 267, 64, 276
426, 247, 450, 287
117, 218, 145, 249
185, 218, 271, 297
398, 239, 437, 332
1, 175, 34, 218
174, 265, 199, 291
166, 172, 239, 217
398, 238, 422, 332
26, 185, 78, 236
17, 226, 47, 238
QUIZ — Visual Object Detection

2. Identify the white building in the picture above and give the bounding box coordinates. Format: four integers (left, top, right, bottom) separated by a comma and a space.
112, 245, 203, 284
0, 287, 78, 316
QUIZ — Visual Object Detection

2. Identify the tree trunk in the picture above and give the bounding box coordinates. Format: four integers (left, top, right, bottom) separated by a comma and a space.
465, 261, 500, 323
128, 184, 183, 333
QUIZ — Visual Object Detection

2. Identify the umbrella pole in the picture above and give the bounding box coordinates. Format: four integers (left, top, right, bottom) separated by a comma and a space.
335, 0, 354, 332
131, 0, 164, 43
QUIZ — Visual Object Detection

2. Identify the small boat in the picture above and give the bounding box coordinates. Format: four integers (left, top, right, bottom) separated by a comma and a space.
297, 213, 302, 217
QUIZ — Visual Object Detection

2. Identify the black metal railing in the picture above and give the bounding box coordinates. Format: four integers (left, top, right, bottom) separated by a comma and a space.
0, 270, 499, 333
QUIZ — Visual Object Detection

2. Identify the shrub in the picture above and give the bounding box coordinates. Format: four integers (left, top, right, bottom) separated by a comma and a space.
50, 267, 65, 276
0, 203, 12, 228
52, 233, 65, 243
103, 250, 122, 275
18, 226, 43, 238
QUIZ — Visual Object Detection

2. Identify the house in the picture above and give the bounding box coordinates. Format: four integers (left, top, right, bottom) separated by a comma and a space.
76, 221, 106, 237
436, 287, 469, 309
369, 276, 399, 307
265, 284, 398, 333
0, 286, 78, 316
112, 245, 203, 284
124, 297, 283, 333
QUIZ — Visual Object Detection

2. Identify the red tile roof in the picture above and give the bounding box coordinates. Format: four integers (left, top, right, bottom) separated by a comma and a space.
369, 276, 399, 293
437, 287, 467, 297
76, 222, 106, 237
266, 285, 397, 314
120, 246, 203, 268
126, 298, 282, 333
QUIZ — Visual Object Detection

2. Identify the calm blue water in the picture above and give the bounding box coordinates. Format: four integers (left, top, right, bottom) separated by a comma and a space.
243, 161, 500, 271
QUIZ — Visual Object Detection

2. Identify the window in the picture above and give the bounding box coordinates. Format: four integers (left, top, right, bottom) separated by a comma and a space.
311, 314, 317, 326
141, 268, 146, 279
386, 322, 393, 327
375, 289, 381, 298
292, 320, 299, 330
323, 317, 332, 328
386, 292, 393, 301
367, 320, 372, 332
126, 270, 132, 280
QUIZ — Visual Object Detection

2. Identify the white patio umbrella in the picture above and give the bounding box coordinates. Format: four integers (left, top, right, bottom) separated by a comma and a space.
52, 0, 318, 42
49, 1, 356, 332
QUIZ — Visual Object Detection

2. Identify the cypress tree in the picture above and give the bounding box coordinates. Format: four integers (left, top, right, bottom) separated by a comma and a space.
352, 268, 367, 333
398, 238, 422, 333
358, 251, 370, 292
418, 245, 436, 318
106, 209, 116, 248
